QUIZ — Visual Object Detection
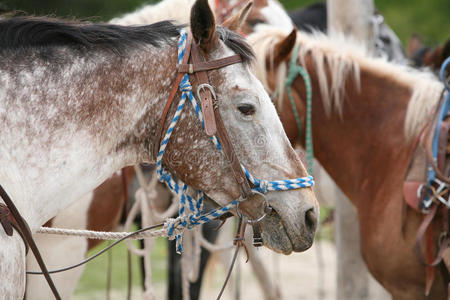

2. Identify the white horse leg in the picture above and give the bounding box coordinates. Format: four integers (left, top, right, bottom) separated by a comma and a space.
26, 234, 87, 299
0, 232, 26, 299
26, 192, 92, 299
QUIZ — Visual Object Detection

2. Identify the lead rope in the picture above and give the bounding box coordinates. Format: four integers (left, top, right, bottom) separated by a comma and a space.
216, 215, 248, 299
284, 43, 314, 175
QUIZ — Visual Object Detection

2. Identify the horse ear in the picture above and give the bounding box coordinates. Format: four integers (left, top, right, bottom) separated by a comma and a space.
253, 0, 268, 7
222, 1, 254, 32
270, 29, 297, 67
407, 34, 423, 58
190, 0, 219, 52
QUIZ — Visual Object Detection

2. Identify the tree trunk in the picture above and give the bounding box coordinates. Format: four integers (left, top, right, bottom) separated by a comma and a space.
327, 0, 375, 52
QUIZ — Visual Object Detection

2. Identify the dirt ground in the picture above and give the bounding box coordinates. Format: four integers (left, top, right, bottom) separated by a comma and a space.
199, 240, 336, 300
74, 240, 336, 300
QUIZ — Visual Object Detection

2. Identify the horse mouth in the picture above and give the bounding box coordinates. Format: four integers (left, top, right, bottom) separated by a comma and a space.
258, 206, 316, 254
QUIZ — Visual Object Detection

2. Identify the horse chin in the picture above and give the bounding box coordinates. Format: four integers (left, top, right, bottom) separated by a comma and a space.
259, 210, 315, 254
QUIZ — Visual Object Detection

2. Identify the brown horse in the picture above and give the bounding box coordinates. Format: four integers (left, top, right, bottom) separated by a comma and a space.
408, 34, 450, 72
249, 27, 446, 299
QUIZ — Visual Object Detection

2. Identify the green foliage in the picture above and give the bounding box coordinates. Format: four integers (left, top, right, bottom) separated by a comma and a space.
376, 0, 449, 45
283, 0, 450, 45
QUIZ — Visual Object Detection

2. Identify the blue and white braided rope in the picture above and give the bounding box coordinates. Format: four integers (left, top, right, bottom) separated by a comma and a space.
156, 29, 314, 253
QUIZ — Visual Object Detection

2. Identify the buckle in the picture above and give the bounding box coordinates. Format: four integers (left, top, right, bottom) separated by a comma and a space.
196, 83, 217, 101
236, 191, 272, 224
419, 179, 450, 210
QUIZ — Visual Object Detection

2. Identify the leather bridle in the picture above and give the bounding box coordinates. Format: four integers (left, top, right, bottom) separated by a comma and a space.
156, 33, 254, 200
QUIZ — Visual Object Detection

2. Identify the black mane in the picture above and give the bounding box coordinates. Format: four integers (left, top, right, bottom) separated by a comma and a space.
217, 26, 254, 65
0, 16, 254, 63
0, 16, 181, 54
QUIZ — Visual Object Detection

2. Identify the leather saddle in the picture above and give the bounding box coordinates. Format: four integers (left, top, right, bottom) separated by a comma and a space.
403, 119, 450, 211
403, 117, 450, 295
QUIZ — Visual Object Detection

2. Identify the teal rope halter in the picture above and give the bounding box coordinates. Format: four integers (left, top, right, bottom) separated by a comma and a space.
284, 43, 314, 175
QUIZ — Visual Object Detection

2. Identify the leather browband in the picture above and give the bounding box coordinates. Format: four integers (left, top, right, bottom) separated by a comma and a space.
177, 54, 242, 73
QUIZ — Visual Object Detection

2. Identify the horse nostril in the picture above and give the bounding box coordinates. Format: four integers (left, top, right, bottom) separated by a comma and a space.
305, 208, 317, 232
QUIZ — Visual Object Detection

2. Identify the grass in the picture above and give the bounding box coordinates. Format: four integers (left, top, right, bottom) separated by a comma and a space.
74, 236, 168, 297
316, 205, 334, 241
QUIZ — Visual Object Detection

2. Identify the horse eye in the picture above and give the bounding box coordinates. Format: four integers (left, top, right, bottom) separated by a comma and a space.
238, 104, 256, 115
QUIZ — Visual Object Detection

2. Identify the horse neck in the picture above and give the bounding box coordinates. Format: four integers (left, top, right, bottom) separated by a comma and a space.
0, 46, 177, 229
293, 56, 414, 206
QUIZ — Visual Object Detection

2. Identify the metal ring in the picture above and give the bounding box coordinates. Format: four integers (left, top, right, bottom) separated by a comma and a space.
236, 191, 272, 224
197, 83, 217, 101
417, 183, 428, 200
418, 182, 450, 208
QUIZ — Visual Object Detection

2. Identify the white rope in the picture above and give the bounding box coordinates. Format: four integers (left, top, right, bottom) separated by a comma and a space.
189, 227, 201, 282
123, 183, 156, 300
181, 231, 193, 300
126, 165, 182, 300
198, 230, 233, 252
35, 226, 176, 239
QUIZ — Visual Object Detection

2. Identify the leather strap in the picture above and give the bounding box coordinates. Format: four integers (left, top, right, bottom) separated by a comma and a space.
0, 203, 14, 236
190, 42, 252, 198
425, 219, 436, 295
214, 107, 253, 198
177, 55, 242, 73
190, 42, 218, 136
216, 215, 248, 300
402, 122, 429, 211
414, 205, 450, 266
438, 122, 450, 170
0, 203, 29, 254
0, 185, 61, 300
403, 181, 423, 212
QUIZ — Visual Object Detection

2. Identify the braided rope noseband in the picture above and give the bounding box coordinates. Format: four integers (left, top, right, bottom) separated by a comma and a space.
156, 29, 314, 253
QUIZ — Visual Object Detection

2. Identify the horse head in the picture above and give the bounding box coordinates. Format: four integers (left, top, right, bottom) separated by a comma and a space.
160, 0, 318, 253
